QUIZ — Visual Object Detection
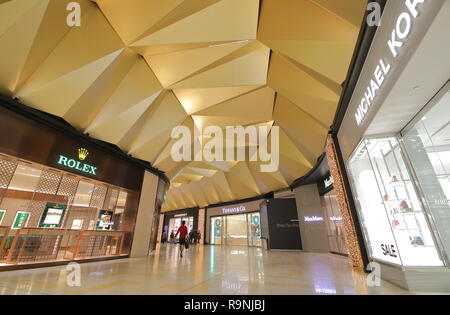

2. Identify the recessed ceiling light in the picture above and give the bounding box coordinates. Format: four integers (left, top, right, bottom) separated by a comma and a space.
413, 86, 420, 91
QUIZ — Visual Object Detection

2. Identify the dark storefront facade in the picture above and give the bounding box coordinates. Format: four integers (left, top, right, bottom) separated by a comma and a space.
0, 96, 167, 268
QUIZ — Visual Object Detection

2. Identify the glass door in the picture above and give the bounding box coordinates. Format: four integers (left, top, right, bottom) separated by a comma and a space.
210, 216, 224, 245
225, 214, 248, 246
247, 212, 262, 247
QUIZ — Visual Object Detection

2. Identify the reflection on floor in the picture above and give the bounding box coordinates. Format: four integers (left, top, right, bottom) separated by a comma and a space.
0, 244, 446, 295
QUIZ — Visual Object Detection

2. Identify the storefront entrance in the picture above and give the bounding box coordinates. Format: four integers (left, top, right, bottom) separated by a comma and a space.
168, 216, 194, 239
210, 212, 261, 247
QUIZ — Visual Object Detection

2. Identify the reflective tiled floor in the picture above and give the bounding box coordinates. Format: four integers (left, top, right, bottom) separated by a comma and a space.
0, 244, 444, 295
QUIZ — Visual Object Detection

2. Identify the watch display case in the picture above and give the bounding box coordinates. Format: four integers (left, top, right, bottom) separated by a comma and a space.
348, 136, 443, 266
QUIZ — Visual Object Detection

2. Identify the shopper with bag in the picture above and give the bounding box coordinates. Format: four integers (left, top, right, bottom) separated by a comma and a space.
175, 220, 188, 258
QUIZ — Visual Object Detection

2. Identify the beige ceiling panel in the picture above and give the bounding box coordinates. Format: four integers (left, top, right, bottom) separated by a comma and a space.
268, 52, 339, 126
145, 40, 248, 87
225, 162, 260, 199
210, 171, 234, 201
133, 0, 259, 46
96, 0, 184, 44
310, 0, 367, 28
87, 57, 162, 131
186, 182, 208, 207
17, 5, 124, 96
0, 0, 41, 35
15, 0, 94, 93
274, 95, 328, 165
87, 91, 161, 145
63, 49, 139, 130
278, 126, 314, 169
0, 0, 48, 95
258, 0, 358, 41
198, 178, 221, 205
188, 167, 217, 178
173, 85, 261, 115
178, 184, 196, 207
132, 41, 230, 57
262, 40, 356, 84
279, 154, 312, 182
134, 0, 222, 43
247, 161, 288, 193
129, 91, 188, 153
195, 86, 274, 121
17, 49, 124, 117
171, 46, 269, 88
153, 117, 196, 167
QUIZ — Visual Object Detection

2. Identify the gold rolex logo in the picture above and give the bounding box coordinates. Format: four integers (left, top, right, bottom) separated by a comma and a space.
78, 148, 89, 161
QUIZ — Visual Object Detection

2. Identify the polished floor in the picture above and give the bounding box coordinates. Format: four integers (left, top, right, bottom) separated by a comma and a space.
0, 244, 443, 295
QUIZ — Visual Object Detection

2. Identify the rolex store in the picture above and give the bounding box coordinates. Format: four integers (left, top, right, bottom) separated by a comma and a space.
0, 96, 167, 269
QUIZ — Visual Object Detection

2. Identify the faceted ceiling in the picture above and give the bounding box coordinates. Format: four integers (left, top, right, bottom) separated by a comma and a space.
0, 0, 366, 211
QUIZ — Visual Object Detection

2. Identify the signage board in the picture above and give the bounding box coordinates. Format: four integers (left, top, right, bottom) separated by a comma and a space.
12, 211, 30, 229
39, 203, 67, 228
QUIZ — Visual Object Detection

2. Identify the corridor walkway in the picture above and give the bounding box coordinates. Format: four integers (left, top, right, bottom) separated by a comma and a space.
0, 244, 430, 295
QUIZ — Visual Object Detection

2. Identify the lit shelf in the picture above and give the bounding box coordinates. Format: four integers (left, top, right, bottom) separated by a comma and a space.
392, 211, 423, 215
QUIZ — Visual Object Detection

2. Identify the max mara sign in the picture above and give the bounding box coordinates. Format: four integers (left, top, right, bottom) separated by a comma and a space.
355, 0, 427, 126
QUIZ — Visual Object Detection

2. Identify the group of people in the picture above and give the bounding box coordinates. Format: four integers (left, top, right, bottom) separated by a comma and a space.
162, 221, 201, 258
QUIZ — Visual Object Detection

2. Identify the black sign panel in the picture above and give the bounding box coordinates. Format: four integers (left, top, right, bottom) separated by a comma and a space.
267, 199, 302, 250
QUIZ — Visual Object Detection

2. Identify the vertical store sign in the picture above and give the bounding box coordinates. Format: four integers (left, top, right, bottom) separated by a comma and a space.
355, 0, 427, 126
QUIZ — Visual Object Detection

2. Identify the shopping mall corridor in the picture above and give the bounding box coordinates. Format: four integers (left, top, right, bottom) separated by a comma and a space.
0, 244, 432, 295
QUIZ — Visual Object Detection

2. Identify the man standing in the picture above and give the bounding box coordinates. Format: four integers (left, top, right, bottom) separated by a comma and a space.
175, 220, 188, 258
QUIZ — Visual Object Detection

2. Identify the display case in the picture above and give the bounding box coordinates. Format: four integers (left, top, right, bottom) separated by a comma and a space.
348, 136, 443, 266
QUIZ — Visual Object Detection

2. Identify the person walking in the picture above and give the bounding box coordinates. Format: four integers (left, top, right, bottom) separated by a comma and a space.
175, 220, 188, 258
197, 230, 202, 245
189, 230, 195, 244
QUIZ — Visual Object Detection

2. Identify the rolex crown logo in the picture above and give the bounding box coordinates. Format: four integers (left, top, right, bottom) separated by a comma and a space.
78, 148, 89, 161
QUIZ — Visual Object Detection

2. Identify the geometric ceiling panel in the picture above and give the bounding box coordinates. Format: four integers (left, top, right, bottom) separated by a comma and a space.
268, 52, 340, 128
310, 0, 367, 28
0, 0, 366, 212
257, 0, 360, 41
145, 40, 249, 88
173, 85, 262, 115
132, 0, 259, 46
170, 42, 270, 88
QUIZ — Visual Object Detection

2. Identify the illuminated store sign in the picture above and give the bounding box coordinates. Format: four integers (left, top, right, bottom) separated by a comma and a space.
355, 0, 426, 126
330, 216, 343, 222
222, 206, 246, 214
304, 216, 324, 222
174, 213, 188, 218
57, 148, 98, 175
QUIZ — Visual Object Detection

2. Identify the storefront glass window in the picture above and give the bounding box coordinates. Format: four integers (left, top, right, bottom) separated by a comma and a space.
348, 137, 443, 266
403, 86, 450, 263
321, 190, 348, 255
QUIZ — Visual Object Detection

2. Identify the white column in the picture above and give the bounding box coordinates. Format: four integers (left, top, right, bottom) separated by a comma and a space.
294, 184, 330, 253
130, 171, 159, 257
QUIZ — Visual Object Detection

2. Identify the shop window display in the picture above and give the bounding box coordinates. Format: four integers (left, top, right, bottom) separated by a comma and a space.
348, 137, 443, 266
403, 85, 450, 264
321, 190, 347, 255
0, 154, 139, 265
